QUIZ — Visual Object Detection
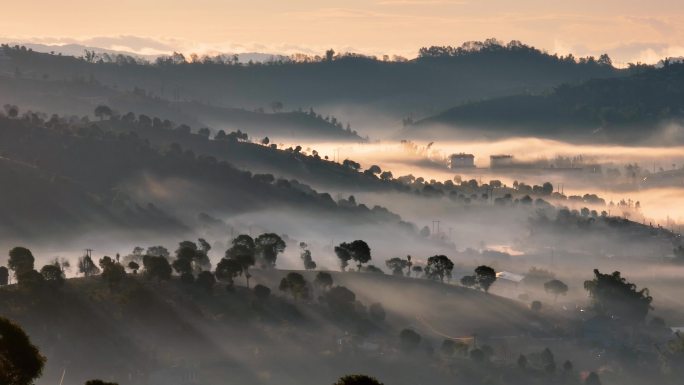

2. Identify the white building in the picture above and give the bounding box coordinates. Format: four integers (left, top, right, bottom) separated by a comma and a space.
449, 153, 475, 168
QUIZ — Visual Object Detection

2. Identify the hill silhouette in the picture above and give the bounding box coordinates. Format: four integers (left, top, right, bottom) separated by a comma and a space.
0, 74, 362, 142
408, 62, 684, 144
0, 40, 624, 122
0, 269, 552, 385
0, 112, 413, 243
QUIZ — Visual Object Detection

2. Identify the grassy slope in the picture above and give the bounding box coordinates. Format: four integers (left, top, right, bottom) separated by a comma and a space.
0, 270, 550, 385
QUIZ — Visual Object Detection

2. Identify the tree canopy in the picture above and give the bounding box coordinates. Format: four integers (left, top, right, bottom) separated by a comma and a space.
584, 269, 653, 324
425, 255, 454, 282
335, 240, 372, 271
0, 317, 45, 385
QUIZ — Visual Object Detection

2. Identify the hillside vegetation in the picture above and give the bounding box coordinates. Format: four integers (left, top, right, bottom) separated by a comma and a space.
0, 40, 623, 120
409, 63, 684, 144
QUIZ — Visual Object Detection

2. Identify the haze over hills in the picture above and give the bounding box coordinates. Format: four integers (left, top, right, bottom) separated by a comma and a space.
0, 40, 624, 134
1, 269, 555, 385
3, 24, 684, 385
6, 42, 289, 64
0, 112, 419, 251
0, 63, 363, 142
406, 62, 684, 145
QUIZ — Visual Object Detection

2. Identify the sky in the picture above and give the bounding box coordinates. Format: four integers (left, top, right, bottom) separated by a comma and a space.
3, 0, 684, 64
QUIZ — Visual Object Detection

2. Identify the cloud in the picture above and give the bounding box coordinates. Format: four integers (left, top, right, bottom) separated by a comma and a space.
81, 35, 175, 52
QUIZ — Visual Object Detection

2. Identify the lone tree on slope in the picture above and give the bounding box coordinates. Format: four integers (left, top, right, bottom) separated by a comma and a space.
0, 316, 46, 385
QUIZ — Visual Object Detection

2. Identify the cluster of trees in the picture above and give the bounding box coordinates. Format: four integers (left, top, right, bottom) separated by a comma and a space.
460, 266, 497, 292
584, 269, 653, 324
418, 38, 613, 67
335, 240, 372, 271
0, 247, 71, 290
418, 61, 684, 143
0, 109, 410, 239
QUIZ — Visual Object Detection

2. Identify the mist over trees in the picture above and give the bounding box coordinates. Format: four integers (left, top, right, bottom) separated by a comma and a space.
0, 33, 681, 385
0, 39, 624, 123
411, 62, 684, 144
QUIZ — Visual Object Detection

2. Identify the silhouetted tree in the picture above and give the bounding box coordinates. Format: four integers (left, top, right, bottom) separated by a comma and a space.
0, 316, 45, 385
279, 272, 309, 300
563, 360, 573, 372
255, 233, 286, 268
0, 266, 8, 285
253, 284, 271, 301
78, 255, 100, 277
544, 279, 569, 303
475, 265, 497, 292
196, 238, 212, 272
39, 264, 64, 287
334, 375, 383, 385
460, 275, 477, 288
173, 241, 199, 282
225, 235, 256, 287
335, 240, 371, 271
94, 105, 113, 120
195, 271, 216, 293
314, 271, 333, 290
325, 285, 356, 315
146, 246, 170, 259
425, 255, 454, 282
385, 257, 409, 276
540, 347, 556, 373
127, 261, 140, 274
584, 269, 653, 324
299, 242, 317, 270
142, 255, 172, 281
215, 257, 242, 289
8, 247, 34, 280
99, 257, 126, 289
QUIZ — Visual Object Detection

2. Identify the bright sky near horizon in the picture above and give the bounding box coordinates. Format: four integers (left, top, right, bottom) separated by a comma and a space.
3, 0, 684, 64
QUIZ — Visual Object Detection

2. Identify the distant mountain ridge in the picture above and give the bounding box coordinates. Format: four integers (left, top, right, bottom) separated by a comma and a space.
0, 40, 626, 126
406, 62, 684, 144
6, 42, 288, 64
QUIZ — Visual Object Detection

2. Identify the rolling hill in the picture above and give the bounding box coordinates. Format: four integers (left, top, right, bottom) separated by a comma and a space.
407, 63, 684, 144
0, 40, 624, 123
0, 269, 555, 385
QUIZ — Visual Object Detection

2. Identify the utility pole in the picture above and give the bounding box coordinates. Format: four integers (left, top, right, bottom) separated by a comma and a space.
432, 220, 441, 235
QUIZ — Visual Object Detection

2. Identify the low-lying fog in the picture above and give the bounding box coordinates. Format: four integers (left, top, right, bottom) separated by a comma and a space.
284, 138, 684, 225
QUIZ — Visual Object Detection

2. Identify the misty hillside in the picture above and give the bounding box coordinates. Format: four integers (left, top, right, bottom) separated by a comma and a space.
0, 74, 362, 142
0, 41, 624, 120
84, 115, 401, 192
408, 63, 684, 144
0, 156, 183, 239
0, 113, 412, 243
1, 269, 555, 385
8, 42, 288, 64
